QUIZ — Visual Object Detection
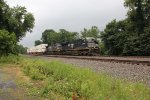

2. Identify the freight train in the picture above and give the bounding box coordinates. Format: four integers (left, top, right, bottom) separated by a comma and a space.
27, 37, 100, 56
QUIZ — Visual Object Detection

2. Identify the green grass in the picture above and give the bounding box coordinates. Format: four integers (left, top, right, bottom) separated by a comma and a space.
0, 54, 22, 64
1, 55, 150, 100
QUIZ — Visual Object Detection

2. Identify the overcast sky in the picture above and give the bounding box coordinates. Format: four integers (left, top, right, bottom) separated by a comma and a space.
6, 0, 127, 47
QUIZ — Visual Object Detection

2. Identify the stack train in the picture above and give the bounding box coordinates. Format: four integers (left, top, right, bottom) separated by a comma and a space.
27, 37, 100, 56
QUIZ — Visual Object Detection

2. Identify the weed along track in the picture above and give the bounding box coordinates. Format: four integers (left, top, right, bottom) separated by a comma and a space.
42, 55, 150, 66
1, 55, 150, 99
21, 56, 150, 99
34, 55, 150, 87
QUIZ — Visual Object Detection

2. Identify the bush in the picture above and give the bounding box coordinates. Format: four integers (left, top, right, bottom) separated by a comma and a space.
0, 29, 17, 56
0, 55, 22, 64
16, 45, 27, 54
99, 42, 105, 55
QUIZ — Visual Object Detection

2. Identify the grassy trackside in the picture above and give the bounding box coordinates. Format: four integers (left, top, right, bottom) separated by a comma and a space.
0, 55, 150, 100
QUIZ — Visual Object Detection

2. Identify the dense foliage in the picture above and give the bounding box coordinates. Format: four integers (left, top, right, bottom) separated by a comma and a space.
39, 26, 100, 46
0, 0, 35, 41
35, 40, 42, 46
0, 0, 34, 55
16, 45, 27, 54
81, 26, 100, 39
59, 29, 78, 43
0, 30, 17, 55
101, 0, 150, 56
41, 29, 61, 45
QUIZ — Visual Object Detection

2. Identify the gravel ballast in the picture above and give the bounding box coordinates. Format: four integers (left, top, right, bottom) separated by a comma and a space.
36, 56, 150, 86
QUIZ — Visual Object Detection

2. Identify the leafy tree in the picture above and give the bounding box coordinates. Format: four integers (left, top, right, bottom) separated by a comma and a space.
7, 6, 35, 41
143, 0, 150, 27
0, 0, 10, 30
41, 29, 78, 45
101, 0, 150, 56
141, 27, 150, 55
81, 26, 100, 38
0, 0, 34, 55
41, 29, 60, 45
101, 20, 127, 55
35, 40, 42, 46
59, 29, 77, 43
81, 28, 88, 38
124, 0, 150, 34
123, 27, 150, 56
0, 0, 35, 41
125, 0, 143, 34
72, 32, 80, 40
16, 45, 27, 54
124, 0, 150, 55
0, 30, 17, 55
99, 42, 105, 55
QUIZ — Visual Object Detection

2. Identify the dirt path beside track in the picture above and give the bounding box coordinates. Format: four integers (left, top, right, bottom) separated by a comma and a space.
0, 65, 39, 100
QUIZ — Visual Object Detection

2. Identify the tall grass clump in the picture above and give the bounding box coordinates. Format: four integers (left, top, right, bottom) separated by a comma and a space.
0, 54, 22, 64
21, 58, 150, 100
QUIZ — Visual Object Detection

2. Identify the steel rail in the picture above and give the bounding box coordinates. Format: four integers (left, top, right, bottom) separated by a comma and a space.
42, 55, 150, 66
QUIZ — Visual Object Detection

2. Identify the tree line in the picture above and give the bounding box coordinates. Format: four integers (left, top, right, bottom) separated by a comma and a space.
35, 26, 100, 46
101, 0, 150, 56
0, 0, 35, 55
1, 0, 150, 56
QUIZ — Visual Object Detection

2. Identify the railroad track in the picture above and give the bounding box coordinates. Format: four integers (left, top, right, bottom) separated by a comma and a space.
42, 55, 150, 66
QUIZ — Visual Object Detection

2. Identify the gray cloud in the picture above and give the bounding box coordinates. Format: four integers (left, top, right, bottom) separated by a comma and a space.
6, 0, 127, 47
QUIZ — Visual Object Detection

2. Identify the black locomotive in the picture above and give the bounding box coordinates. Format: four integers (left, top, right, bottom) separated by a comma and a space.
45, 37, 100, 56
